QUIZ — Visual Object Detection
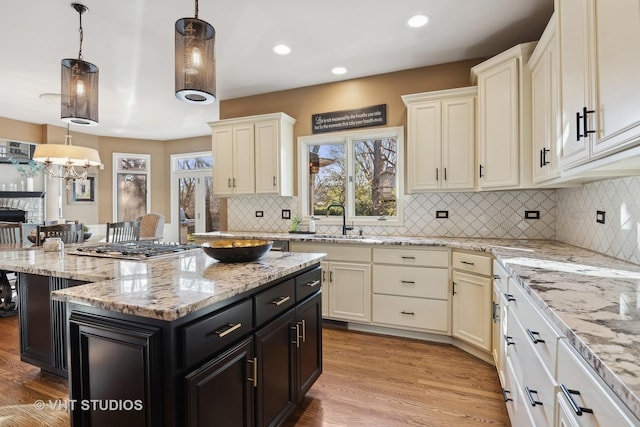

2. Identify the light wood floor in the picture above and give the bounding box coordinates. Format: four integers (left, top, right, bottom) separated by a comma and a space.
0, 316, 509, 426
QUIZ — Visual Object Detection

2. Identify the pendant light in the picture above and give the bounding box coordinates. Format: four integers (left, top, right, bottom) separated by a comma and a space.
61, 3, 99, 126
175, 0, 216, 104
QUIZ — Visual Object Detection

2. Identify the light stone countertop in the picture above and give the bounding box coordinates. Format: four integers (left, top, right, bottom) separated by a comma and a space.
195, 231, 640, 420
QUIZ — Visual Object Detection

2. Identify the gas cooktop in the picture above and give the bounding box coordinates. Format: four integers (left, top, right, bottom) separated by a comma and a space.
69, 241, 201, 260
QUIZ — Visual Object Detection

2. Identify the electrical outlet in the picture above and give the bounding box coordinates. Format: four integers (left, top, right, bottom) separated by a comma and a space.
255, 211, 263, 218
281, 209, 291, 219
596, 210, 606, 224
525, 210, 540, 220
436, 210, 449, 219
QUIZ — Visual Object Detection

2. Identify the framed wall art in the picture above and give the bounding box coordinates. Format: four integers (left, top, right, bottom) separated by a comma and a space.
69, 176, 96, 203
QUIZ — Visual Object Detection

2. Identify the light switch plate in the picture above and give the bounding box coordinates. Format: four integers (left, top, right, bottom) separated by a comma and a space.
596, 210, 606, 224
436, 210, 449, 219
525, 210, 540, 220
281, 209, 291, 219
255, 211, 263, 218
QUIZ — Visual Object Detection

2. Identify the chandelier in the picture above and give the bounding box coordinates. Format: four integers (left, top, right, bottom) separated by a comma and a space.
61, 3, 99, 126
175, 0, 216, 104
32, 125, 101, 187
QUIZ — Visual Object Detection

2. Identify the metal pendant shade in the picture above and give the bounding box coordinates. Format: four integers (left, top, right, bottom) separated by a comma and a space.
175, 2, 216, 104
61, 3, 99, 126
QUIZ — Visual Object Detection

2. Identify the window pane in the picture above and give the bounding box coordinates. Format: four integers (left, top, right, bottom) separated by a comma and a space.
177, 156, 212, 171
353, 137, 397, 217
308, 143, 345, 216
119, 157, 147, 171
117, 173, 147, 220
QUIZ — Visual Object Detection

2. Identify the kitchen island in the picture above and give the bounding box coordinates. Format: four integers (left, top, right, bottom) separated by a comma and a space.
0, 246, 325, 426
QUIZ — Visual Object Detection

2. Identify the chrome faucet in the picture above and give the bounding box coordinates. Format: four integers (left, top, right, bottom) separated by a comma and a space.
326, 203, 354, 235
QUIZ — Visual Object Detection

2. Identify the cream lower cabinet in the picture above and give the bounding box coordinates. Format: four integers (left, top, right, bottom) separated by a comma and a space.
555, 340, 638, 426
451, 251, 493, 352
492, 260, 510, 387
371, 247, 450, 334
291, 242, 371, 323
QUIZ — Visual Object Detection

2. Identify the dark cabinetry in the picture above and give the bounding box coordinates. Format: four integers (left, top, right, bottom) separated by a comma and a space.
66, 264, 322, 427
18, 273, 88, 377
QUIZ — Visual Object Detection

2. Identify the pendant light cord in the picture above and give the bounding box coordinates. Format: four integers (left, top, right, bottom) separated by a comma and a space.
78, 8, 84, 59
195, 0, 199, 19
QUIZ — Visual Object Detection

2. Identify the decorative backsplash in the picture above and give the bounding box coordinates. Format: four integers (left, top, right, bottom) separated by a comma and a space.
556, 176, 640, 265
227, 190, 556, 240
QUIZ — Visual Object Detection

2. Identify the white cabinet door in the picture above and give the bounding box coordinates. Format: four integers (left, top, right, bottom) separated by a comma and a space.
254, 119, 280, 194
557, 0, 593, 167
231, 124, 255, 194
442, 96, 475, 190
211, 126, 234, 195
476, 58, 520, 189
530, 16, 560, 183
328, 262, 371, 323
591, 0, 640, 154
452, 270, 492, 351
406, 100, 441, 191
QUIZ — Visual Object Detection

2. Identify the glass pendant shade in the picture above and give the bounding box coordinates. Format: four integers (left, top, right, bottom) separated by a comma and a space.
61, 58, 99, 126
175, 17, 216, 104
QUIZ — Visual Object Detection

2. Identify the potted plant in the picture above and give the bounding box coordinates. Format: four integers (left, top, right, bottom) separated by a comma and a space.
11, 159, 44, 191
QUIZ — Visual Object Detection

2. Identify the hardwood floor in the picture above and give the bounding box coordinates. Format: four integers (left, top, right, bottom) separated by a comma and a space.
0, 316, 509, 426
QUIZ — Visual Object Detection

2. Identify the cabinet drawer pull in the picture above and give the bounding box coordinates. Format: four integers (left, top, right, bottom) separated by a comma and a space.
505, 294, 516, 302
479, 164, 484, 178
233, 178, 236, 187
525, 386, 543, 406
273, 176, 276, 186
526, 329, 546, 344
492, 302, 500, 323
576, 111, 582, 140
460, 260, 475, 266
301, 319, 306, 343
436, 168, 439, 181
227, 178, 232, 188
582, 106, 596, 137
212, 322, 242, 338
542, 148, 550, 166
271, 295, 291, 306
502, 388, 513, 402
400, 280, 415, 284
304, 280, 320, 288
560, 384, 593, 416
444, 167, 447, 181
452, 281, 457, 295
504, 335, 515, 346
247, 357, 258, 388
400, 256, 416, 260
493, 274, 501, 280
400, 311, 415, 315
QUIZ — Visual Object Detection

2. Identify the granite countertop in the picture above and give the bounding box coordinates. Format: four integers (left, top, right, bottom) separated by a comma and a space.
0, 247, 325, 322
195, 231, 640, 419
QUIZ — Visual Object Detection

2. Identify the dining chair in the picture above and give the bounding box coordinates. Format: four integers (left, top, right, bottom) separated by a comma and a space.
0, 222, 22, 310
36, 223, 85, 246
136, 213, 165, 242
106, 221, 141, 243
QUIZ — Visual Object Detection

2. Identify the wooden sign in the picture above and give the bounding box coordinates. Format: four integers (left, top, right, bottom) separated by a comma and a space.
312, 104, 387, 134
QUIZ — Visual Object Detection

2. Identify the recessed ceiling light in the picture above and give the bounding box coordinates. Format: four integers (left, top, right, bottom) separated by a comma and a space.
407, 14, 429, 28
273, 44, 291, 55
332, 67, 347, 75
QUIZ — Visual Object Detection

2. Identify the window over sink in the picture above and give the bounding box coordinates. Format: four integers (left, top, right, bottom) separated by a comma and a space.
298, 126, 404, 226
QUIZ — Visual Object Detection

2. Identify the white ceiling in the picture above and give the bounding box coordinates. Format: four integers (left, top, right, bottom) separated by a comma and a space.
0, 0, 553, 141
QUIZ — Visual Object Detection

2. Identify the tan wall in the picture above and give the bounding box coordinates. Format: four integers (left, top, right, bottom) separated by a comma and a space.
0, 58, 483, 226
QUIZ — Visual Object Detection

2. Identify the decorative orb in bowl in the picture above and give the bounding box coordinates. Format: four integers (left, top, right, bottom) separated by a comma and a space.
202, 239, 273, 263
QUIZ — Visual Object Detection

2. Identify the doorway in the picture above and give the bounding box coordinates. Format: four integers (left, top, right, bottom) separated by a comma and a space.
171, 153, 220, 243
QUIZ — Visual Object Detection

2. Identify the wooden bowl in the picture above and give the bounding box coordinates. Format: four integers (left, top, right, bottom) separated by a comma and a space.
202, 239, 273, 263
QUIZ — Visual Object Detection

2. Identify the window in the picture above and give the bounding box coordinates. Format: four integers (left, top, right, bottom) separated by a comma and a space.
113, 153, 150, 221
298, 126, 403, 226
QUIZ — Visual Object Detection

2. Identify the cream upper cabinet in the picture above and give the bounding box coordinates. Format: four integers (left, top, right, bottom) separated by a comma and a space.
402, 87, 476, 192
472, 43, 536, 190
210, 112, 296, 196
557, 0, 640, 167
211, 123, 255, 195
254, 115, 296, 196
529, 15, 561, 184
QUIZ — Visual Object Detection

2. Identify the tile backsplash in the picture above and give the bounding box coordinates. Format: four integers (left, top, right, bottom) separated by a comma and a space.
227, 190, 556, 240
556, 176, 640, 265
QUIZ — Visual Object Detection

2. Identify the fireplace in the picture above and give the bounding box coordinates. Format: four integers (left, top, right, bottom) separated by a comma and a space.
0, 209, 26, 223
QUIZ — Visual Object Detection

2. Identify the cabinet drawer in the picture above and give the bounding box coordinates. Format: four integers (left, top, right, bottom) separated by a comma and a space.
295, 267, 321, 301
508, 282, 562, 374
372, 265, 449, 300
373, 247, 449, 267
372, 294, 449, 333
291, 243, 371, 263
556, 340, 639, 426
182, 298, 253, 368
452, 251, 492, 276
254, 279, 295, 326
508, 312, 556, 427
492, 260, 509, 295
